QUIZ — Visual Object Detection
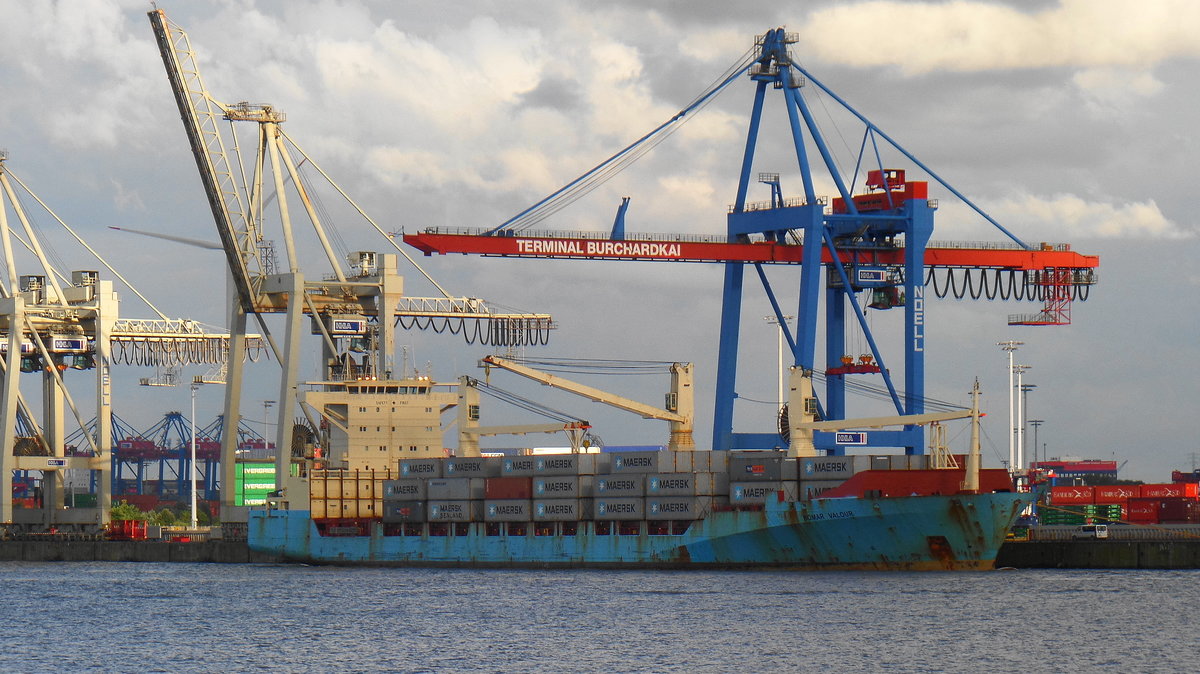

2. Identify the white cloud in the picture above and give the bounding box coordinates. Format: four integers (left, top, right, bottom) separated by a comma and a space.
800, 0, 1200, 75
989, 192, 1190, 239
1072, 67, 1165, 113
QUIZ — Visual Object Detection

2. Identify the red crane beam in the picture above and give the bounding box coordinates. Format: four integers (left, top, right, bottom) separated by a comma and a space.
404, 230, 1099, 271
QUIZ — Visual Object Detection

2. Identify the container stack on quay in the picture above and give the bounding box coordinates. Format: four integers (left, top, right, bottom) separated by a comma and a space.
303, 450, 937, 537
1046, 483, 1200, 525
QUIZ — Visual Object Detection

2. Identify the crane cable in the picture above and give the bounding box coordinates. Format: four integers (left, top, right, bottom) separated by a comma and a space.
926, 267, 1093, 302
490, 45, 760, 234
468, 377, 586, 425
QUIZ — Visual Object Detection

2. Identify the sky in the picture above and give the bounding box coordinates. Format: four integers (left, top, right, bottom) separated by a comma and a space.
0, 0, 1197, 481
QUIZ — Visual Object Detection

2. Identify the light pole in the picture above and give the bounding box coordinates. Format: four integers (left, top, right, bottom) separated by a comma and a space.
764, 315, 795, 408
190, 381, 201, 528
1019, 382, 1036, 473
1014, 367, 1031, 474
263, 400, 276, 451
1028, 419, 1044, 469
998, 341, 1023, 473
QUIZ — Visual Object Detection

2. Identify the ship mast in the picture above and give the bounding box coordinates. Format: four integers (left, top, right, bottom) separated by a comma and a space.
962, 379, 982, 493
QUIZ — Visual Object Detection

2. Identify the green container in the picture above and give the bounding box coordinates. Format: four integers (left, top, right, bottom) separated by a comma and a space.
69, 493, 98, 508
235, 463, 276, 504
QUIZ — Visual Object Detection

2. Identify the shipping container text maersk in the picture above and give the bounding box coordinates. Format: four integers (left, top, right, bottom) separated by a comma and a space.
515, 239, 684, 258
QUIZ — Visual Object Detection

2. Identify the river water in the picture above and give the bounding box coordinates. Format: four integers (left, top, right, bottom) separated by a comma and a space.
0, 563, 1192, 672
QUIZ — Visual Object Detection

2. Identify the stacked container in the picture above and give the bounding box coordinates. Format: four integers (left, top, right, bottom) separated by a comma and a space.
311, 469, 391, 520
728, 452, 798, 506
532, 453, 597, 523
1126, 483, 1200, 524
314, 449, 957, 530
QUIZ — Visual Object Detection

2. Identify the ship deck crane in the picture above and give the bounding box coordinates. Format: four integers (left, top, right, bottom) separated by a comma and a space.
476, 355, 694, 452
461, 421, 593, 454
405, 28, 1100, 457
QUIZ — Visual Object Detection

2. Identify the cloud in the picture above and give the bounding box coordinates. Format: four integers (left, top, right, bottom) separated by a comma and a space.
989, 192, 1190, 239
1072, 67, 1165, 113
799, 0, 1200, 75
109, 177, 146, 213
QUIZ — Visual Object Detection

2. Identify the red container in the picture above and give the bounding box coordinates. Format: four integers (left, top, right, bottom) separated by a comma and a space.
1050, 485, 1095, 505
107, 519, 148, 541
1158, 498, 1200, 523
1126, 498, 1159, 523
120, 494, 162, 512
484, 477, 532, 500
1139, 483, 1199, 499
1094, 485, 1139, 504
822, 468, 1013, 498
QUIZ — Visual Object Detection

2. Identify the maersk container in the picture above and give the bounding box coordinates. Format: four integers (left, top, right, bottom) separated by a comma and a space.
604, 451, 675, 474
427, 500, 483, 522
594, 497, 645, 520
399, 458, 443, 478
382, 500, 426, 523
672, 452, 694, 473
730, 481, 799, 504
799, 480, 845, 500
426, 477, 485, 501
870, 455, 892, 471
534, 454, 597, 476
646, 496, 712, 520
701, 450, 730, 473
533, 498, 591, 521
383, 478, 426, 500
444, 457, 501, 478
800, 455, 871, 480
484, 500, 533, 522
502, 456, 539, 477
646, 472, 726, 496
533, 475, 594, 498
729, 452, 797, 481
594, 474, 644, 496
484, 476, 532, 500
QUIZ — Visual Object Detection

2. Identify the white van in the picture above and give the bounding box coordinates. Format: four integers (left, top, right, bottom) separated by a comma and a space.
1072, 524, 1109, 540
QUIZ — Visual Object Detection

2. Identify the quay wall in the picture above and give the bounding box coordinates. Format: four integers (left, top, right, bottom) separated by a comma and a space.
996, 540, 1200, 569
0, 540, 282, 564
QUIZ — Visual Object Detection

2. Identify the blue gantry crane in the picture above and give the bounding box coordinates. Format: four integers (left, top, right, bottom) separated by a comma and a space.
406, 27, 1099, 456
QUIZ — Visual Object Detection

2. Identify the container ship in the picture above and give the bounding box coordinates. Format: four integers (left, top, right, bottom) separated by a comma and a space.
247, 374, 1027, 570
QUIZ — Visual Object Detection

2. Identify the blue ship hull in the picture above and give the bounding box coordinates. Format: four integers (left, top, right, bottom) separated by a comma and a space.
248, 492, 1028, 570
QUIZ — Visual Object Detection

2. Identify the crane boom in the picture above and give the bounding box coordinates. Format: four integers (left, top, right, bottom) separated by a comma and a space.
148, 9, 259, 312
480, 355, 695, 451
462, 421, 591, 436
405, 228, 1099, 271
